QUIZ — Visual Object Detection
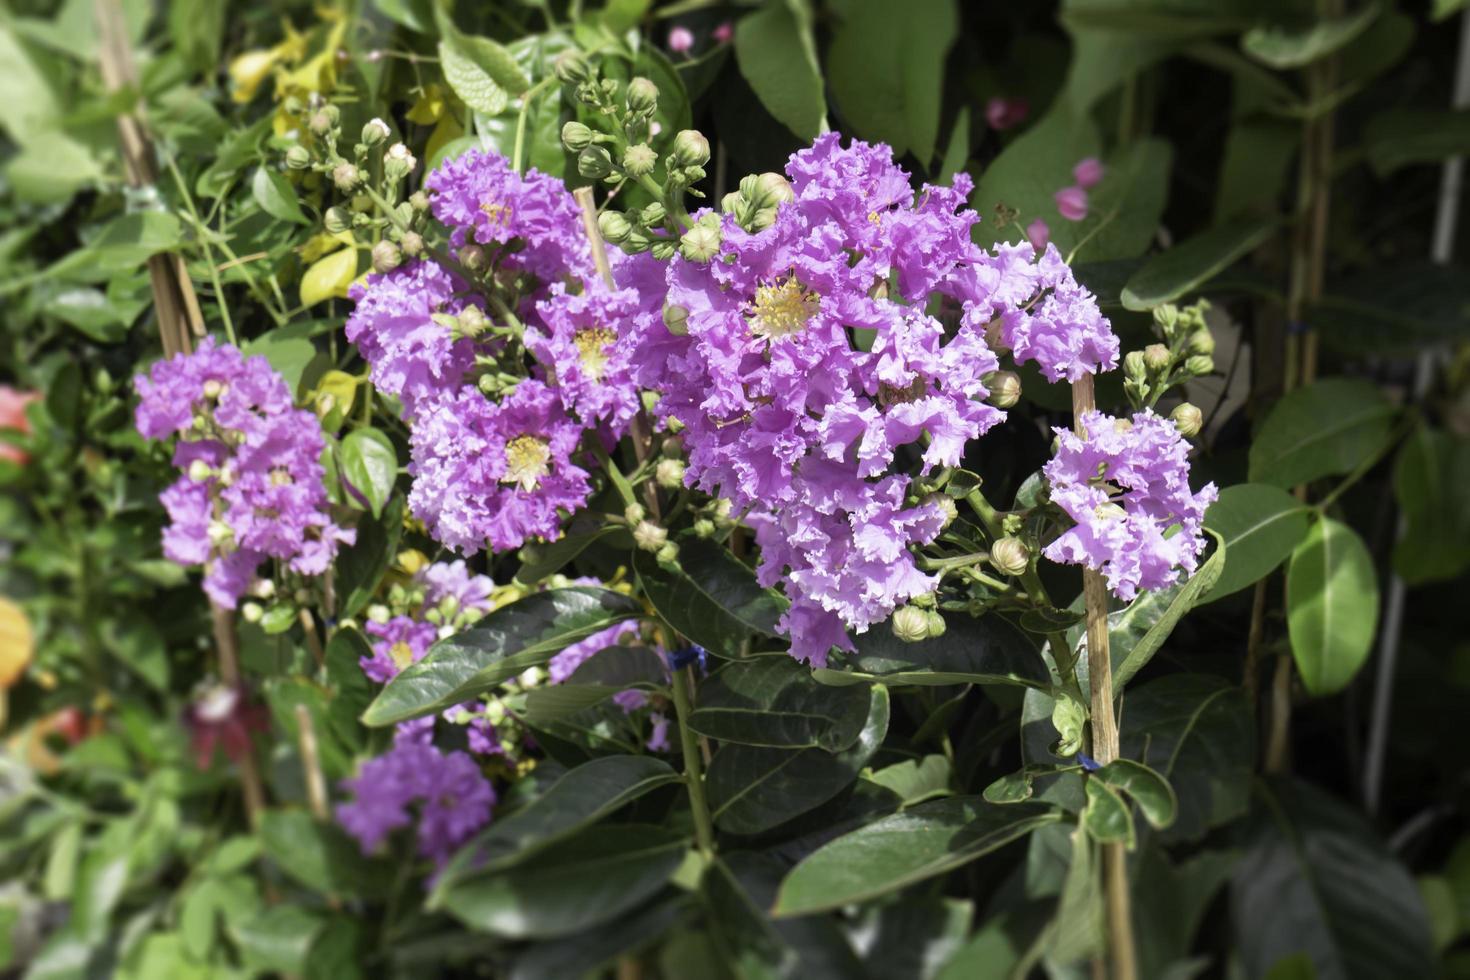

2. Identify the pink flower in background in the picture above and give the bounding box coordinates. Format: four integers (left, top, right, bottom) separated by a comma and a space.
1073, 157, 1105, 189
0, 386, 36, 464
1055, 185, 1089, 222
985, 97, 1029, 131
712, 21, 734, 44
668, 25, 694, 53
1026, 218, 1050, 251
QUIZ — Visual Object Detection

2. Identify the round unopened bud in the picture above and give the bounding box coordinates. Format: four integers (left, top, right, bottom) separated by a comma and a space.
624, 503, 646, 525
926, 493, 959, 527
409, 190, 429, 212
693, 518, 716, 537
332, 162, 360, 192
756, 172, 794, 206
891, 606, 930, 643
1171, 402, 1203, 438
241, 602, 263, 624
626, 77, 659, 114
925, 609, 947, 639
350, 193, 372, 213
308, 110, 334, 135
554, 51, 592, 85
1143, 343, 1171, 373
561, 121, 594, 152
656, 458, 686, 489
384, 143, 417, 178
1124, 350, 1147, 381
988, 370, 1022, 409
983, 319, 1010, 356
680, 222, 721, 262
656, 541, 680, 564
1152, 303, 1179, 332
362, 118, 391, 145
663, 303, 689, 336
1187, 329, 1215, 356
323, 206, 351, 234
990, 536, 1030, 577
650, 240, 676, 260
372, 240, 401, 273
459, 245, 486, 271
633, 520, 668, 552
598, 209, 633, 244
207, 520, 234, 549
622, 143, 658, 178
285, 145, 311, 170
747, 206, 778, 233
400, 230, 424, 257
671, 129, 711, 168
578, 146, 613, 180
250, 578, 276, 599
188, 459, 213, 483
366, 603, 390, 624
456, 306, 489, 338
1184, 354, 1215, 376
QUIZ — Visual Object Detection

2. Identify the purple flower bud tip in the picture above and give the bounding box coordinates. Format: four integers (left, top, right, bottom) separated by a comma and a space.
1026, 218, 1050, 251
1054, 185, 1089, 222
1073, 156, 1105, 189
668, 25, 694, 53
985, 96, 1029, 131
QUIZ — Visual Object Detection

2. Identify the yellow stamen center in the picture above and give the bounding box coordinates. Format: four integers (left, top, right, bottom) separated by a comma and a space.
748, 274, 819, 340
390, 641, 415, 670
502, 435, 551, 492
480, 200, 513, 225
574, 327, 616, 380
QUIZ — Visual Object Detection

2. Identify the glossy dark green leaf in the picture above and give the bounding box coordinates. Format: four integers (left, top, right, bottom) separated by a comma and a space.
689, 657, 871, 750
1044, 824, 1103, 968
431, 755, 680, 897
869, 755, 952, 805
1240, 3, 1380, 69
855, 897, 973, 980
1121, 214, 1278, 310
1119, 674, 1254, 842
514, 527, 616, 585
339, 428, 396, 518
707, 686, 889, 835
335, 495, 403, 620
734, 0, 825, 139
1231, 778, 1435, 979
362, 588, 642, 725
1082, 778, 1135, 847
1131, 846, 1238, 980
699, 857, 800, 978
634, 542, 785, 659
1202, 484, 1313, 602
1104, 528, 1225, 687
1393, 426, 1470, 585
1248, 379, 1397, 489
523, 684, 620, 725
1287, 517, 1379, 696
1365, 107, 1470, 176
566, 644, 668, 690
1094, 759, 1177, 830
1314, 262, 1470, 355
983, 767, 1055, 805
819, 612, 1048, 689
439, 825, 686, 939
774, 796, 1060, 916
508, 894, 692, 980
250, 166, 308, 224
258, 810, 387, 899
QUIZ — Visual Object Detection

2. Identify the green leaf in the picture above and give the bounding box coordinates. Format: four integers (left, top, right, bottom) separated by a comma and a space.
299, 246, 358, 307
1231, 777, 1435, 979
251, 166, 308, 224
818, 611, 1049, 690
335, 496, 403, 619
1287, 517, 1379, 697
1202, 484, 1313, 602
5, 130, 102, 204
689, 657, 872, 750
734, 0, 826, 139
1074, 138, 1175, 263
48, 212, 182, 282
431, 755, 680, 898
1121, 213, 1278, 310
1363, 108, 1470, 177
258, 810, 387, 898
363, 587, 642, 725
826, 0, 957, 163
1394, 426, 1470, 585
439, 39, 508, 115
231, 905, 323, 976
508, 894, 692, 980
1120, 675, 1254, 842
565, 644, 667, 691
634, 542, 785, 659
1248, 378, 1398, 489
241, 332, 316, 392
1241, 3, 1381, 69
706, 686, 889, 835
1093, 759, 1178, 830
869, 755, 953, 805
339, 428, 397, 518
438, 15, 529, 95
1044, 825, 1103, 967
515, 527, 616, 585
1106, 528, 1225, 688
1082, 778, 1135, 847
1315, 262, 1470, 356
774, 796, 1060, 916
439, 825, 686, 939
523, 684, 619, 725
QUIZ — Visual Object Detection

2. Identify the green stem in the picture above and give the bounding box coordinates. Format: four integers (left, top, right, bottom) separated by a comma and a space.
670, 666, 716, 855
592, 443, 638, 509
512, 76, 559, 174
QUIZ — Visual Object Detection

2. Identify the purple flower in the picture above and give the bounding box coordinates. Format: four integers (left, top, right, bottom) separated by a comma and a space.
985, 97, 1029, 131
1055, 185, 1089, 222
1042, 410, 1218, 600
362, 615, 439, 683
547, 622, 641, 683
418, 559, 495, 617
529, 285, 643, 435
1026, 218, 1050, 251
407, 381, 591, 554
668, 25, 694, 53
1073, 157, 1105, 189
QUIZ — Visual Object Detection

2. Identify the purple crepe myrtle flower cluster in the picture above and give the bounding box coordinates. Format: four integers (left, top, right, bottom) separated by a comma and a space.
346, 150, 642, 555
133, 338, 354, 608
360, 559, 496, 683
1043, 409, 1218, 600
626, 134, 1119, 664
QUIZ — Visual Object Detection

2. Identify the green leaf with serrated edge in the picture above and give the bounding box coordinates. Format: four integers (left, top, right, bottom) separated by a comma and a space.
335, 495, 402, 619
1241, 3, 1380, 70
1082, 778, 1134, 847
1248, 378, 1397, 489
1094, 759, 1178, 830
430, 755, 680, 899
706, 686, 888, 835
1202, 484, 1312, 602
339, 428, 396, 518
870, 755, 952, 805
439, 825, 685, 939
362, 588, 642, 725
773, 796, 1061, 916
733, 0, 825, 139
688, 657, 871, 751
251, 166, 307, 224
1286, 517, 1379, 696
1121, 214, 1278, 310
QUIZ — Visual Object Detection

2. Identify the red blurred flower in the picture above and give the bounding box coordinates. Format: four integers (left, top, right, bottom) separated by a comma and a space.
185, 683, 267, 770
985, 97, 1029, 131
0, 386, 37, 464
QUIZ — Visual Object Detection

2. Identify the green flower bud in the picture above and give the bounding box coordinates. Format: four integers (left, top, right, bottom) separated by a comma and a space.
656, 541, 680, 565
720, 190, 743, 214
1184, 354, 1215, 376
756, 171, 794, 206
747, 206, 778, 232
1143, 343, 1171, 373
241, 601, 263, 624
1188, 329, 1215, 356
362, 118, 391, 146
409, 190, 429, 211
693, 518, 716, 537
988, 370, 1022, 409
640, 201, 667, 227
371, 240, 401, 273
622, 143, 658, 178
350, 193, 372, 213
400, 230, 424, 257
384, 143, 416, 180
650, 240, 677, 260
891, 605, 930, 643
308, 109, 335, 136
984, 319, 1010, 356
925, 609, 947, 639
366, 603, 390, 624
332, 162, 360, 193
561, 121, 594, 152
990, 536, 1030, 577
671, 129, 711, 168
554, 51, 592, 85
187, 458, 213, 483
323, 206, 351, 234
633, 520, 667, 552
624, 503, 646, 525
578, 146, 613, 180
598, 209, 633, 244
679, 222, 722, 263
1152, 303, 1179, 333
455, 305, 489, 339
656, 458, 686, 489
926, 493, 959, 528
1170, 402, 1203, 438
459, 245, 486, 271
662, 303, 689, 335
1124, 350, 1148, 381
627, 77, 659, 115
285, 145, 312, 170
